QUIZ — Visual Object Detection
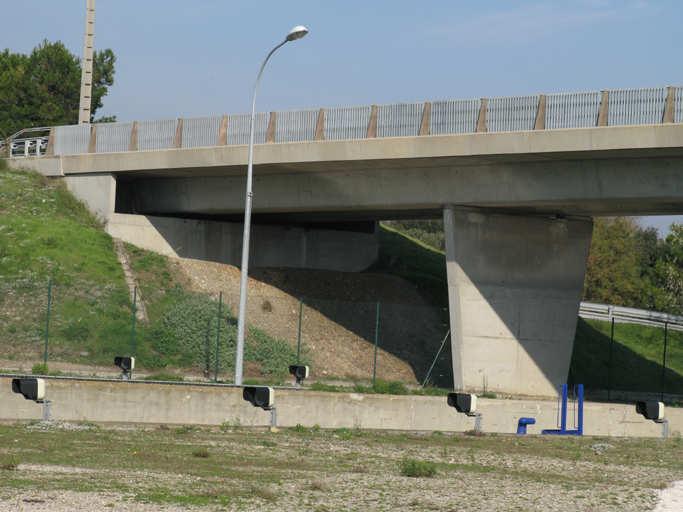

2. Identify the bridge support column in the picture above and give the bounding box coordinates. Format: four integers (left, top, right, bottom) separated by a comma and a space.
443, 207, 593, 397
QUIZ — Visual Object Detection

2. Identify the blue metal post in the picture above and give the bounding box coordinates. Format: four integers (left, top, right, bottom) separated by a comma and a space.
560, 383, 568, 435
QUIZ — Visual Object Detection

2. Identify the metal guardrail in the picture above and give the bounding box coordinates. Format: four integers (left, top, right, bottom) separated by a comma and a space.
4, 85, 681, 158
1, 127, 51, 158
579, 302, 683, 330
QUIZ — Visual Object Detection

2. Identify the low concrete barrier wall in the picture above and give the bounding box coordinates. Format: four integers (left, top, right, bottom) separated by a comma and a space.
0, 377, 675, 438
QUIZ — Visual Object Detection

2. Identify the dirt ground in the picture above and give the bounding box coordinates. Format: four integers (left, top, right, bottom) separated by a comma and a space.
165, 258, 449, 385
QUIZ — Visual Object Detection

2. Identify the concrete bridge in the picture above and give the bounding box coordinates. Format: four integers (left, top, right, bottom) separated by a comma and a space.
10, 85, 683, 398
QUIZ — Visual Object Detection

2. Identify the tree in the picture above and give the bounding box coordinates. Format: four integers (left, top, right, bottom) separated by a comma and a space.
642, 223, 683, 314
582, 217, 645, 307
0, 40, 116, 137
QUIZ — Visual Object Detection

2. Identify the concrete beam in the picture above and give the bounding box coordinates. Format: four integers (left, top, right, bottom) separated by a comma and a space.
444, 207, 593, 397
125, 155, 683, 219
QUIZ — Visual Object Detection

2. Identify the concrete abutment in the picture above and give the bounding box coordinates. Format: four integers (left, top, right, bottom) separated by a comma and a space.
444, 207, 594, 397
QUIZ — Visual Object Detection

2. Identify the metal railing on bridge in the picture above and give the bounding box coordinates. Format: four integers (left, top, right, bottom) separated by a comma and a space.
4, 85, 682, 158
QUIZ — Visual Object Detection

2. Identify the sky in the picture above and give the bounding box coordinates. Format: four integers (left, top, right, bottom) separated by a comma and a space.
2, 0, 683, 234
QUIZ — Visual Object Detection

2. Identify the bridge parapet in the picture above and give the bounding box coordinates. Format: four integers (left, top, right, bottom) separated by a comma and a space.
3, 85, 681, 158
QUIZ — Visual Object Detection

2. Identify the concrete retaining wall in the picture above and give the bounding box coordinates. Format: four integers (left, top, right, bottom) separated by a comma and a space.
0, 378, 675, 438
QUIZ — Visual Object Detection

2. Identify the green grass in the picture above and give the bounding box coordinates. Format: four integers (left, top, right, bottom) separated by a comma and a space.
569, 317, 683, 395
0, 167, 123, 285
398, 455, 437, 477
366, 223, 449, 308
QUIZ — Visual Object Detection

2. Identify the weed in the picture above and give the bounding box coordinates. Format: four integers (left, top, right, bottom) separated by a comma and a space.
431, 430, 444, 436
398, 456, 437, 478
333, 427, 353, 440
1, 456, 21, 471
143, 372, 184, 382
192, 448, 210, 458
310, 382, 339, 393
464, 429, 485, 437
311, 424, 321, 433
174, 425, 200, 435
373, 379, 408, 395
31, 363, 49, 375
305, 480, 327, 491
290, 424, 308, 433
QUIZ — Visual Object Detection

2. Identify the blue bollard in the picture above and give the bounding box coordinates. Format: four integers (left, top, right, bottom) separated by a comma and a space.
517, 417, 536, 434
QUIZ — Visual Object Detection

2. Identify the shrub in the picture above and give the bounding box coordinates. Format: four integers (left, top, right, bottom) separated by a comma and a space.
248, 326, 311, 380
32, 363, 49, 375
373, 380, 408, 395
398, 456, 436, 478
161, 291, 237, 373
1, 455, 21, 471
61, 322, 90, 341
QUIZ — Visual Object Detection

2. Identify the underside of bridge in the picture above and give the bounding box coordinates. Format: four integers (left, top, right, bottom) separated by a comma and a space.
12, 123, 683, 397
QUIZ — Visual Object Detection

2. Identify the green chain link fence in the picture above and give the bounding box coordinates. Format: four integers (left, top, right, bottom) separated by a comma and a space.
571, 317, 683, 400
0, 281, 452, 388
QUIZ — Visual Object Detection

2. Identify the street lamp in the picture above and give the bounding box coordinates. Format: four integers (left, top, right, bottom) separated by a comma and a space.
234, 25, 309, 386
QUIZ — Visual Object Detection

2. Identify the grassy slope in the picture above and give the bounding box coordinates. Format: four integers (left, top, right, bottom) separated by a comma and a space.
366, 223, 449, 308
0, 163, 123, 285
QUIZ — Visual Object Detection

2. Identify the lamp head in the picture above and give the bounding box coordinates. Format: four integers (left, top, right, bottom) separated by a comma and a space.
286, 26, 308, 41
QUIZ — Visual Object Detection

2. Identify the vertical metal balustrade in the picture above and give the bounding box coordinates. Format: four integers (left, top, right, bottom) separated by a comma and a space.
545, 90, 602, 129
181, 116, 223, 149
324, 105, 373, 141
430, 98, 481, 135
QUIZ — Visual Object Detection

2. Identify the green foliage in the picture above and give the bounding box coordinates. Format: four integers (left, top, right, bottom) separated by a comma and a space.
31, 363, 48, 375
583, 218, 644, 307
143, 372, 184, 382
0, 168, 120, 284
383, 220, 445, 251
569, 317, 683, 395
372, 379, 408, 395
290, 424, 308, 433
0, 455, 21, 471
0, 40, 116, 136
398, 456, 436, 477
160, 291, 237, 372
311, 382, 340, 392
247, 326, 311, 379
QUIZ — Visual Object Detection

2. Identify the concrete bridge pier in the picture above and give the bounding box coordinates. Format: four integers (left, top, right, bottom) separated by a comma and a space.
443, 207, 594, 398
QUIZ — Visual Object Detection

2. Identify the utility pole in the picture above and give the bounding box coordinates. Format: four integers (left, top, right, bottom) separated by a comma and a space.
78, 0, 96, 124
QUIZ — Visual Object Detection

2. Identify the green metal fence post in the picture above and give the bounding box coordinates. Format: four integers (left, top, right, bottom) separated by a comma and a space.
373, 302, 380, 388
44, 280, 52, 364
215, 292, 222, 382
661, 322, 668, 402
607, 318, 615, 401
297, 297, 303, 365
130, 286, 137, 357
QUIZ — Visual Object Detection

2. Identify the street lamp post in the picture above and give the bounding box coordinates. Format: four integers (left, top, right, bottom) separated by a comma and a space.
234, 26, 308, 386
